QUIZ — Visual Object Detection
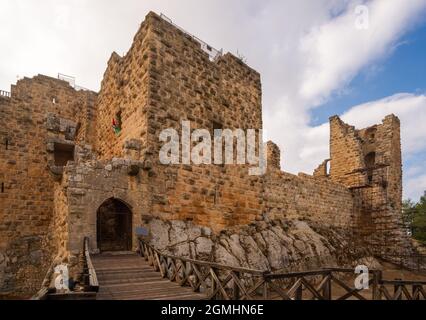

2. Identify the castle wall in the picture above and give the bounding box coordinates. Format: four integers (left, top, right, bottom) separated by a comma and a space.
145, 14, 264, 230
94, 23, 151, 160
0, 11, 413, 297
264, 170, 356, 229
93, 13, 265, 231
0, 75, 96, 297
329, 116, 367, 188
60, 159, 148, 253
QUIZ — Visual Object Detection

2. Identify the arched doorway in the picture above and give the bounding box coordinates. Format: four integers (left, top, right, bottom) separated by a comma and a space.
97, 198, 132, 252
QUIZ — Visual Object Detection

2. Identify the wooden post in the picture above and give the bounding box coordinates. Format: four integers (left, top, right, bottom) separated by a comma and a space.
412, 285, 418, 300
295, 283, 303, 300
372, 270, 381, 300
232, 272, 240, 300
263, 280, 268, 300
394, 279, 402, 300
210, 268, 216, 300
323, 273, 332, 300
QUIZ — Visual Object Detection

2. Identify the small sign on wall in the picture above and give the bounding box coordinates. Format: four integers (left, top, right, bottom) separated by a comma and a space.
136, 226, 149, 237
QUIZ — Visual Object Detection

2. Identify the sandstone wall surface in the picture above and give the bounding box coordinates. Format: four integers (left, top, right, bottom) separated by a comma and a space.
264, 169, 356, 230
0, 75, 96, 297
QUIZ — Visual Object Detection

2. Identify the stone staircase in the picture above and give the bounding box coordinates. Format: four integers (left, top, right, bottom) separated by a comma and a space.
92, 252, 205, 300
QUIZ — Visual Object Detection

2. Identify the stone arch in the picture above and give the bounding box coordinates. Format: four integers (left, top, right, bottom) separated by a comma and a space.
96, 198, 133, 252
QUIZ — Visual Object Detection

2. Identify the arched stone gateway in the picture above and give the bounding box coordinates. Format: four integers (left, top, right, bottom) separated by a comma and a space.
96, 198, 133, 252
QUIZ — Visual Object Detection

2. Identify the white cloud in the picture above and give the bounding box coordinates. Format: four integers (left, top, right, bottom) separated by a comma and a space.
299, 0, 426, 106
261, 0, 426, 201
341, 94, 426, 154
405, 173, 426, 201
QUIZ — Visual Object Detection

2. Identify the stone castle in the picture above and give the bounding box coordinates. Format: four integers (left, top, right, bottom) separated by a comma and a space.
0, 12, 413, 297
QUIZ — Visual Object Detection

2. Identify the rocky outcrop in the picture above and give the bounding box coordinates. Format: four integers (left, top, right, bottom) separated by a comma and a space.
145, 217, 381, 272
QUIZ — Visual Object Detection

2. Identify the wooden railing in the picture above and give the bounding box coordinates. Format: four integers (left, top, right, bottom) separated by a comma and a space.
138, 239, 426, 300
380, 254, 426, 272
31, 237, 98, 300
262, 268, 382, 300
139, 238, 267, 300
0, 90, 11, 98
30, 261, 57, 300
82, 237, 99, 292
377, 279, 426, 300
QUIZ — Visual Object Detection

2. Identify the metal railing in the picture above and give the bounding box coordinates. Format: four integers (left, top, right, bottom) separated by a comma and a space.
0, 90, 11, 98
160, 13, 223, 61
58, 73, 90, 92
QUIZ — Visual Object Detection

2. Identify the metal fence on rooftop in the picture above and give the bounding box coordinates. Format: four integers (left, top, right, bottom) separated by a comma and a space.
160, 13, 223, 62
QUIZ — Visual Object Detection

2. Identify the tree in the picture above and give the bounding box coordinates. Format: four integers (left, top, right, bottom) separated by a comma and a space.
412, 191, 426, 242
404, 191, 426, 243
402, 199, 417, 230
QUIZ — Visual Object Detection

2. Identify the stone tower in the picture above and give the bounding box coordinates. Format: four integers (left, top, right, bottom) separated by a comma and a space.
328, 115, 410, 256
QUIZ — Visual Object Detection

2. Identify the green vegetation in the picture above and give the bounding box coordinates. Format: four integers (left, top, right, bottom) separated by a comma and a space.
403, 191, 426, 243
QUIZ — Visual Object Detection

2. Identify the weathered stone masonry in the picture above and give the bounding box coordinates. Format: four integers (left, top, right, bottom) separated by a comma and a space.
0, 12, 413, 297
0, 75, 96, 296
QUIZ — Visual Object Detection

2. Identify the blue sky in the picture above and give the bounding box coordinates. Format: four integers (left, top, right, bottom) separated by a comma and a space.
311, 18, 426, 126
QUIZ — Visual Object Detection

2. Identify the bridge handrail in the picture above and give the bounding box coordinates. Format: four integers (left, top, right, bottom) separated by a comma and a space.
138, 238, 426, 300
83, 237, 99, 292
31, 237, 98, 300
30, 261, 56, 300
378, 253, 426, 272
139, 238, 266, 275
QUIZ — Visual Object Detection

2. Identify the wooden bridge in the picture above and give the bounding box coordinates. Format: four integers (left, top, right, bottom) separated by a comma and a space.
92, 253, 205, 300
33, 238, 426, 300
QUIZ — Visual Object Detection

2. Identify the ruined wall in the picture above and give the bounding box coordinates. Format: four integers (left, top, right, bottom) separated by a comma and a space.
329, 116, 366, 188
264, 170, 356, 230
328, 115, 410, 256
0, 75, 96, 297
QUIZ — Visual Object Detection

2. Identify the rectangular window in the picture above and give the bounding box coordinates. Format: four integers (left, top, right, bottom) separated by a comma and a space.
54, 143, 75, 166
213, 121, 223, 131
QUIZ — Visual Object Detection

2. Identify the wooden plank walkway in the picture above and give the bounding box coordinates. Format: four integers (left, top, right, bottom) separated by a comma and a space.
92, 253, 205, 300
